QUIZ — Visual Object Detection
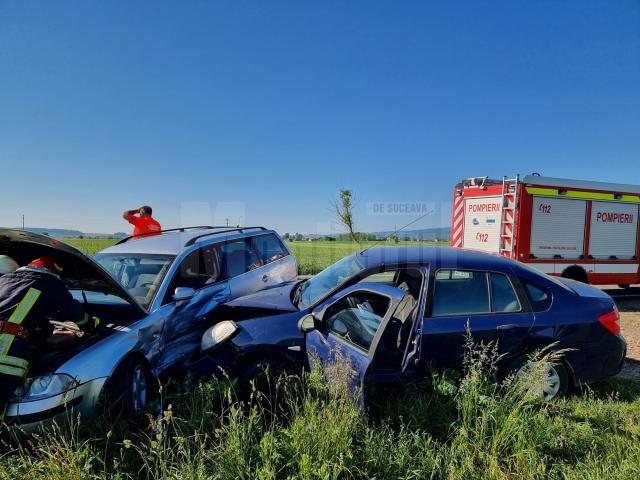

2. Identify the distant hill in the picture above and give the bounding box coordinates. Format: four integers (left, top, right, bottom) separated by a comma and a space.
6, 227, 127, 239
372, 227, 451, 241
16, 227, 84, 238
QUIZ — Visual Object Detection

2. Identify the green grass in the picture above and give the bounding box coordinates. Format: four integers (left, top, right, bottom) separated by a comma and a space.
287, 240, 446, 275
1, 345, 639, 479
62, 238, 118, 255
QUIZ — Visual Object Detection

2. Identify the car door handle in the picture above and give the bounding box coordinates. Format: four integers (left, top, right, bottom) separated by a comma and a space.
497, 324, 519, 331
261, 275, 268, 282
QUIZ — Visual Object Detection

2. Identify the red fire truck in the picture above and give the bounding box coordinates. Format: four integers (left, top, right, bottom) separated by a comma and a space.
451, 175, 640, 286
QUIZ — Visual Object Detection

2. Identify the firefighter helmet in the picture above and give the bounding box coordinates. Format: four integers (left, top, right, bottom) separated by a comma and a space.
0, 255, 19, 274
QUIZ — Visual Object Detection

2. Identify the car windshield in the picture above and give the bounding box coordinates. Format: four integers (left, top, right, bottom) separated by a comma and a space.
296, 255, 363, 308
71, 290, 130, 306
94, 253, 176, 309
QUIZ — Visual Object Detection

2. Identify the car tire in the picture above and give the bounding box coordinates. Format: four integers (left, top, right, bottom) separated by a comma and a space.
106, 357, 156, 417
235, 358, 292, 403
505, 357, 569, 401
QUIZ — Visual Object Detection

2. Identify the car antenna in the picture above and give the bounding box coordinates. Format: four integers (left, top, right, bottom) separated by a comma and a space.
359, 210, 433, 255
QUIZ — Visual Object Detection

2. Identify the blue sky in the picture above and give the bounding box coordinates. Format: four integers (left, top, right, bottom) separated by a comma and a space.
1, 1, 638, 235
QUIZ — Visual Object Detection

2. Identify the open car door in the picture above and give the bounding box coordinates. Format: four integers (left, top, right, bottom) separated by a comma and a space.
302, 282, 409, 401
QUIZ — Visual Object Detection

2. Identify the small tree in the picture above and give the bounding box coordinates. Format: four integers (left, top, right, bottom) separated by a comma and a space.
332, 189, 360, 245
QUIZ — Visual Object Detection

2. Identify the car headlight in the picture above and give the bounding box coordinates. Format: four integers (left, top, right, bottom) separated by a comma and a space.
13, 373, 79, 402
201, 321, 239, 352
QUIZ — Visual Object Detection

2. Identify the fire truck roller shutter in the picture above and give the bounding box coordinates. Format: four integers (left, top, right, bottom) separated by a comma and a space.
589, 202, 638, 260
530, 197, 587, 260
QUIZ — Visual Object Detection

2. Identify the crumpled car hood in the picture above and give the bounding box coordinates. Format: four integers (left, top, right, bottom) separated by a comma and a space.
225, 280, 300, 312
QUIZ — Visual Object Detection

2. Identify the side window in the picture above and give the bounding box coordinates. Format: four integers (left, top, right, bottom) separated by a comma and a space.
490, 273, 521, 313
358, 269, 423, 296
252, 234, 289, 265
323, 291, 391, 352
522, 281, 552, 311
220, 239, 262, 278
432, 270, 489, 316
164, 246, 220, 303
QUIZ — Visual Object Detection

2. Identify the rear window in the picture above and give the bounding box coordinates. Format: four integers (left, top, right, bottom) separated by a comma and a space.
516, 262, 574, 293
522, 281, 552, 312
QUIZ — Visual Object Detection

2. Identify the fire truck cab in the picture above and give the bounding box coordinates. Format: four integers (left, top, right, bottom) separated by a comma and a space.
451, 175, 640, 287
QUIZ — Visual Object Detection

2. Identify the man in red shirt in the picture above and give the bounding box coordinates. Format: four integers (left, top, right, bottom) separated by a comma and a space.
122, 205, 162, 239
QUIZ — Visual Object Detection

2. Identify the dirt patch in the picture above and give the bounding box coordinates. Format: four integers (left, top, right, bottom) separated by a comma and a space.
620, 311, 640, 361
618, 312, 640, 380
596, 286, 640, 380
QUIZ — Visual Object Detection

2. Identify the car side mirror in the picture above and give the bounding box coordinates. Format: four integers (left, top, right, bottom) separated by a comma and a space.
298, 314, 316, 333
173, 287, 195, 302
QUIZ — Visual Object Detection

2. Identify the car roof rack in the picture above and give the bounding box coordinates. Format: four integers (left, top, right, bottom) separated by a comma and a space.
115, 226, 222, 245
184, 226, 268, 247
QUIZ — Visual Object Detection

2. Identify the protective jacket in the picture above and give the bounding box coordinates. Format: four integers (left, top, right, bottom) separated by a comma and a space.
0, 267, 81, 379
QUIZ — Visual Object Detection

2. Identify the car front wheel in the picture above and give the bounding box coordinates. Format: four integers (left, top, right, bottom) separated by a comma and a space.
106, 357, 156, 416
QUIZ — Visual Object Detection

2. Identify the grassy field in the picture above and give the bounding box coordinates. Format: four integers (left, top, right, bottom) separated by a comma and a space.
2, 238, 639, 478
1, 347, 639, 479
287, 240, 446, 274
62, 238, 446, 275
63, 238, 117, 255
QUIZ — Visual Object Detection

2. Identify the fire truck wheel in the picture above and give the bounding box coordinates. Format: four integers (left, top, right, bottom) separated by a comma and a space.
561, 266, 589, 284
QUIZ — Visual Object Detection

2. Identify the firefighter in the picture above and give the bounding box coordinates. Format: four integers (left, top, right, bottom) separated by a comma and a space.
0, 256, 83, 413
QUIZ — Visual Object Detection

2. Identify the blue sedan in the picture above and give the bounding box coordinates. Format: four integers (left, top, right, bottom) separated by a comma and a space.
190, 246, 626, 401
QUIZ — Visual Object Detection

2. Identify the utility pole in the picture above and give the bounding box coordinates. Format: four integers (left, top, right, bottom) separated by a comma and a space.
22, 214, 25, 230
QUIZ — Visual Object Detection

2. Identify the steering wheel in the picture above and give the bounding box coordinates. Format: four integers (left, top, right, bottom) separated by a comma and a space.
140, 281, 155, 288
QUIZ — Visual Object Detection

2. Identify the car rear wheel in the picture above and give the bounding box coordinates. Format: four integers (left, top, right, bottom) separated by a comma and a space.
514, 360, 568, 401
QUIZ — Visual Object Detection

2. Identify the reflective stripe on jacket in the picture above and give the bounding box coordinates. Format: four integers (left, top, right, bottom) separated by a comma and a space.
0, 269, 81, 378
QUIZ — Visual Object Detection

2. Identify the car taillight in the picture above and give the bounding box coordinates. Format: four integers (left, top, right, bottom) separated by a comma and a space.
598, 307, 621, 336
